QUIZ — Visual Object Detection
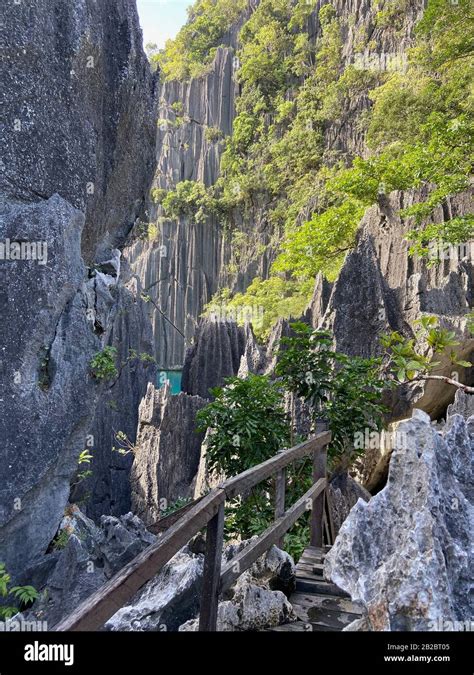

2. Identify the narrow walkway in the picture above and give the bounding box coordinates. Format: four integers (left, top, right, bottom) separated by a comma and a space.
268, 546, 362, 632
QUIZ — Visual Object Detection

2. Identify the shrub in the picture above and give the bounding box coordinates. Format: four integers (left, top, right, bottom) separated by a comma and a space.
89, 347, 118, 381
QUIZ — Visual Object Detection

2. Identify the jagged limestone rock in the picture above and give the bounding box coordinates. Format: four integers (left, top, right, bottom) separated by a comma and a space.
106, 548, 204, 632
328, 473, 371, 536
0, 0, 156, 578
1, 0, 157, 261
324, 409, 473, 631
105, 542, 295, 632
447, 389, 474, 421
71, 267, 157, 521
0, 196, 107, 578
22, 508, 158, 629
131, 383, 207, 525
179, 544, 296, 632
179, 578, 295, 632
97, 512, 156, 578
182, 319, 247, 399
128, 0, 425, 370
319, 190, 473, 422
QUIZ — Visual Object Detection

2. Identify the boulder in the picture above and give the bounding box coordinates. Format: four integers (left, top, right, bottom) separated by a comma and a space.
179, 544, 296, 632
328, 472, 371, 535
105, 548, 204, 632
22, 508, 158, 629
324, 408, 473, 631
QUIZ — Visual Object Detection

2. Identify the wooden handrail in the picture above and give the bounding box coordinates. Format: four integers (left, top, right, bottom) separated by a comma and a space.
220, 432, 331, 499
56, 431, 331, 632
55, 490, 225, 631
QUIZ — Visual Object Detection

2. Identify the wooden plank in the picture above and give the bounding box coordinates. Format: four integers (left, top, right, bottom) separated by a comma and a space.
221, 432, 331, 499
274, 468, 286, 549
220, 478, 326, 593
55, 489, 226, 631
295, 561, 325, 576
266, 622, 313, 632
310, 446, 327, 547
298, 551, 325, 564
292, 603, 361, 629
295, 576, 349, 598
148, 495, 205, 534
199, 502, 225, 631
290, 592, 362, 615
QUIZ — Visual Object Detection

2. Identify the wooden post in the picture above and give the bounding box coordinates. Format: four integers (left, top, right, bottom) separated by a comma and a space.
199, 502, 225, 631
274, 468, 286, 548
310, 444, 327, 548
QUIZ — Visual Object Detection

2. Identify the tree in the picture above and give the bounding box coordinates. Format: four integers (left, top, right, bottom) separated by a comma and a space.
381, 316, 473, 394
196, 374, 291, 541
275, 323, 388, 469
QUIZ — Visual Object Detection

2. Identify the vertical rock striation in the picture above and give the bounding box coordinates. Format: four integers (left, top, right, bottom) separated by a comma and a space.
131, 383, 207, 525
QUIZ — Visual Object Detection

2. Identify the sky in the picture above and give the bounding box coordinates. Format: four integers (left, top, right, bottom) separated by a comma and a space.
136, 0, 190, 49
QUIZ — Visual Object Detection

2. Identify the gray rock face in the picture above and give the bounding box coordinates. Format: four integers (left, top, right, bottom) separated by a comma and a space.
182, 319, 248, 398
0, 0, 157, 578
0, 196, 108, 577
71, 268, 157, 521
23, 508, 157, 629
131, 383, 207, 525
106, 548, 204, 632
179, 544, 296, 632
128, 41, 277, 369
1, 0, 157, 261
447, 390, 474, 421
324, 409, 473, 631
105, 541, 295, 633
328, 472, 371, 536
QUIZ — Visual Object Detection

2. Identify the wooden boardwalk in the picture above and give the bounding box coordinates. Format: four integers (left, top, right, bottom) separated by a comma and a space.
268, 546, 363, 632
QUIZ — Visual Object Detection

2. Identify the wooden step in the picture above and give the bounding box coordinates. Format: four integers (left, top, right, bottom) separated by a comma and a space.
295, 576, 350, 597
296, 561, 325, 576
290, 592, 362, 616
292, 603, 360, 629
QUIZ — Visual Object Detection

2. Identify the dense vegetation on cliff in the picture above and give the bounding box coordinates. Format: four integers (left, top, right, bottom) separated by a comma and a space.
155, 0, 473, 337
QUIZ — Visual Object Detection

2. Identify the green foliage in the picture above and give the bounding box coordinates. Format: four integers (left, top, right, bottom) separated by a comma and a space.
204, 125, 223, 143
196, 374, 291, 474
161, 180, 224, 223
160, 497, 192, 518
196, 374, 292, 543
156, 0, 247, 80
52, 527, 73, 551
381, 316, 472, 383
273, 201, 365, 280
0, 563, 39, 619
112, 431, 136, 457
275, 323, 388, 466
75, 449, 93, 484
204, 277, 314, 339
150, 188, 168, 205
89, 347, 118, 381
274, 0, 473, 283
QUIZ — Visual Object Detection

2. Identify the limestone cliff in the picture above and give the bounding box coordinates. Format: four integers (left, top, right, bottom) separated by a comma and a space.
0, 0, 157, 576
128, 0, 429, 371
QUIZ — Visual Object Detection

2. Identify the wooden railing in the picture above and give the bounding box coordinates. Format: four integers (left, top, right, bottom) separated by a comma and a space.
55, 431, 331, 632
